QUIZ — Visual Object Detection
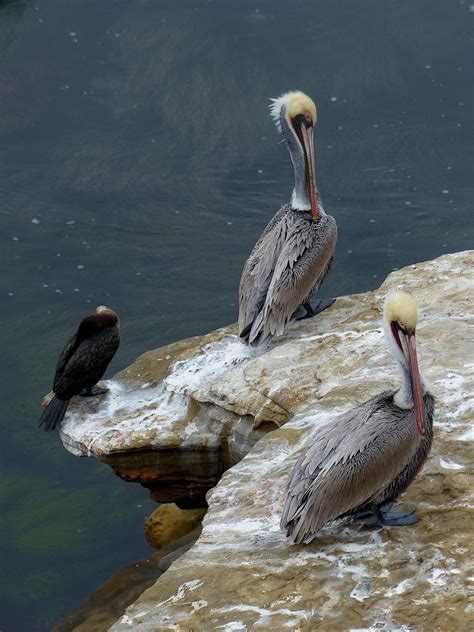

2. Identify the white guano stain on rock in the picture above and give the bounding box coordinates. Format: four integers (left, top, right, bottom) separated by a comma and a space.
62, 251, 473, 631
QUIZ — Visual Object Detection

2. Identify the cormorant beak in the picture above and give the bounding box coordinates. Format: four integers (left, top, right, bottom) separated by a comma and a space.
298, 119, 318, 220
401, 331, 427, 438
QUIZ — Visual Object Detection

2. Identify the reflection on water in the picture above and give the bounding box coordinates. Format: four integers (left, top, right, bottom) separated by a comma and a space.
0, 0, 472, 629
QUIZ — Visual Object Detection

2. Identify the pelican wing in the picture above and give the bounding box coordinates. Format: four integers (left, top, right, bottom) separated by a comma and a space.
238, 205, 290, 339
281, 393, 420, 543
248, 213, 337, 345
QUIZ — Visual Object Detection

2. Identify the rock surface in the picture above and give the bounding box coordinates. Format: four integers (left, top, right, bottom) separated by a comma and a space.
144, 504, 206, 550
60, 251, 473, 630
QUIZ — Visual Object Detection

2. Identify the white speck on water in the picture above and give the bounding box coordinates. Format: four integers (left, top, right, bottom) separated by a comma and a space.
77, 264, 85, 270
373, 124, 379, 128
442, 190, 449, 194
8, 292, 14, 297
43, 284, 48, 288
425, 64, 431, 69
405, 201, 411, 205
370, 219, 375, 223
69, 32, 76, 36
227, 221, 232, 226
66, 220, 75, 225
114, 33, 120, 37
13, 237, 19, 241
338, 126, 343, 130
257, 169, 263, 174
31, 218, 40, 224
330, 96, 337, 102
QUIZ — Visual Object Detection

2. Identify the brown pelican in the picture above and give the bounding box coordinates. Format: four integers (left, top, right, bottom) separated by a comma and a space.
39, 306, 120, 431
281, 291, 434, 543
239, 90, 337, 347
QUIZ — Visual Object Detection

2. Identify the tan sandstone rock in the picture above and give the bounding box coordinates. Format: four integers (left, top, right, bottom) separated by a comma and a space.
143, 504, 206, 550
58, 251, 473, 630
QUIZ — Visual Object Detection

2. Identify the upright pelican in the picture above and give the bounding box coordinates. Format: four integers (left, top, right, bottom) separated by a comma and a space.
39, 306, 120, 431
281, 291, 434, 544
239, 90, 337, 347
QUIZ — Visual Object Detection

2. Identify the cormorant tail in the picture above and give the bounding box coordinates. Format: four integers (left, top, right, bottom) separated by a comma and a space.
39, 396, 69, 431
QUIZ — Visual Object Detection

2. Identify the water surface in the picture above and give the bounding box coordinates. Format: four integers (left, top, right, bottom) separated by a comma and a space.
0, 1, 472, 630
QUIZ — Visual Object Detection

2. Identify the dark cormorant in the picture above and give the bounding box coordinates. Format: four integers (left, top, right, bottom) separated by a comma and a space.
39, 306, 120, 431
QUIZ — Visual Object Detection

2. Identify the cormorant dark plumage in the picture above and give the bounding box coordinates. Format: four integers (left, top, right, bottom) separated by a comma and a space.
281, 291, 434, 544
39, 306, 120, 431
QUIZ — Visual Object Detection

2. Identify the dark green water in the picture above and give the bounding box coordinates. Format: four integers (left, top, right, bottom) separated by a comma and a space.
0, 0, 472, 629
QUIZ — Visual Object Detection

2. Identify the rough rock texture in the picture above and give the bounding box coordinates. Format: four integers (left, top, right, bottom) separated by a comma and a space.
57, 323, 275, 507
144, 504, 206, 550
86, 250, 472, 631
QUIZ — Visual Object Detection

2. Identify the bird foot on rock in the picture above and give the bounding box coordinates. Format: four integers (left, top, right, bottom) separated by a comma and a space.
295, 298, 335, 321
351, 501, 394, 522
81, 385, 109, 397
366, 508, 418, 527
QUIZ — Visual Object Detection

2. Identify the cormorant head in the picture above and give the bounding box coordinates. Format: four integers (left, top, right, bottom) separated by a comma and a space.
95, 305, 119, 322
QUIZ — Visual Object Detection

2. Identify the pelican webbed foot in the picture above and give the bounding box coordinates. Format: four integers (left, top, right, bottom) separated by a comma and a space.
81, 385, 109, 397
367, 504, 418, 527
295, 298, 335, 321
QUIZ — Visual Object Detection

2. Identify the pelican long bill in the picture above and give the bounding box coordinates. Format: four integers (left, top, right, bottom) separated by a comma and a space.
404, 332, 427, 438
298, 119, 318, 220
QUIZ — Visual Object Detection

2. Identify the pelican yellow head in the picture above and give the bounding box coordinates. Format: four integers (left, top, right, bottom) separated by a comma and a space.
384, 290, 418, 333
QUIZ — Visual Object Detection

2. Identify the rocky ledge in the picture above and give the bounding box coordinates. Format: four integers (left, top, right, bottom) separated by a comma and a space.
60, 251, 473, 629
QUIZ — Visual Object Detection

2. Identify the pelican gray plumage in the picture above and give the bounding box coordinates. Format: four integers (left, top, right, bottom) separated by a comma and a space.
239, 91, 337, 347
281, 291, 434, 544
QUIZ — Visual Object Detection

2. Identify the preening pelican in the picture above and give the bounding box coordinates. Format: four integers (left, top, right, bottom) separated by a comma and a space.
239, 90, 337, 347
39, 306, 120, 431
281, 291, 434, 544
